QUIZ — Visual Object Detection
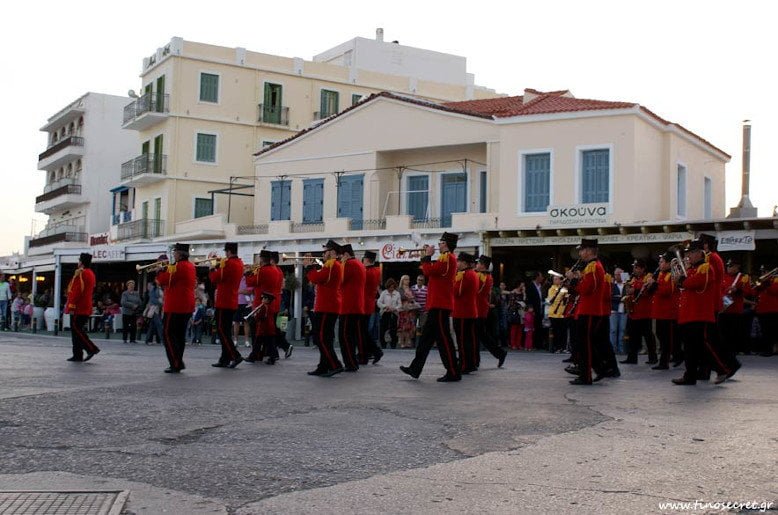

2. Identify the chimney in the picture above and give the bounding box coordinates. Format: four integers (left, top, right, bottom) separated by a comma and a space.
728, 120, 758, 218
376, 28, 384, 42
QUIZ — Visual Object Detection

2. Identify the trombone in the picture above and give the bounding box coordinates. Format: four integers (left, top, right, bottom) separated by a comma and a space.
282, 253, 323, 266
136, 260, 168, 272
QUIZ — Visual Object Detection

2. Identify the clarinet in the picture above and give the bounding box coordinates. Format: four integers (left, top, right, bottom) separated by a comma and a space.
635, 267, 661, 301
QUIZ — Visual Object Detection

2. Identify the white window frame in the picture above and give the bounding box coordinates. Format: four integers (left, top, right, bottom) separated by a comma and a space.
575, 144, 614, 211
192, 196, 215, 219
703, 175, 713, 220
401, 171, 432, 220
193, 131, 219, 165
517, 148, 555, 216
198, 70, 221, 105
676, 161, 688, 220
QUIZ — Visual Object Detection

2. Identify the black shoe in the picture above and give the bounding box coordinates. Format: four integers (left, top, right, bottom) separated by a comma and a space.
285, 345, 294, 359
619, 359, 637, 364
564, 365, 580, 375
652, 364, 669, 370
164, 367, 181, 373
726, 361, 741, 379
672, 360, 684, 368
497, 351, 507, 368
344, 367, 359, 372
307, 369, 326, 376
373, 351, 384, 364
593, 368, 620, 382
672, 377, 696, 385
569, 378, 592, 385
399, 365, 420, 379
437, 374, 461, 382
212, 362, 229, 368
322, 367, 344, 377
265, 358, 278, 365
228, 356, 244, 368
83, 349, 100, 362
66, 356, 83, 362
244, 357, 256, 363
561, 357, 574, 363
645, 359, 658, 365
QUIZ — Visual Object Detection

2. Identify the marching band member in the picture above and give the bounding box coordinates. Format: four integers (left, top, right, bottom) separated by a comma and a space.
156, 243, 196, 373
210, 242, 245, 368
338, 244, 365, 371
269, 251, 293, 359
453, 252, 479, 374
245, 250, 274, 363
400, 232, 461, 382
306, 240, 345, 377
359, 250, 384, 365
649, 251, 680, 370
621, 259, 657, 365
252, 292, 277, 363
754, 265, 778, 357
672, 239, 735, 385
546, 272, 570, 354
475, 255, 507, 367
65, 252, 100, 362
719, 258, 753, 355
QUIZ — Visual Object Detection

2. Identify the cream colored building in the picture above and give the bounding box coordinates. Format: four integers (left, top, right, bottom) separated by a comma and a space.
113, 33, 500, 244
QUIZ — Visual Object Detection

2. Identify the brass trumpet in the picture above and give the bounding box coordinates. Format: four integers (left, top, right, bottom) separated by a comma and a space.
135, 260, 168, 272
282, 253, 323, 266
397, 246, 428, 257
755, 266, 778, 288
193, 256, 221, 267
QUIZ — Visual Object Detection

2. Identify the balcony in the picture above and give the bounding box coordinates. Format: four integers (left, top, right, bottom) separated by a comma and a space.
258, 104, 289, 126
237, 224, 269, 235
353, 219, 386, 231
29, 217, 87, 250
111, 211, 133, 225
121, 154, 167, 186
37, 135, 84, 171
291, 221, 325, 233
122, 92, 169, 130
116, 218, 164, 241
411, 218, 442, 229
35, 179, 85, 214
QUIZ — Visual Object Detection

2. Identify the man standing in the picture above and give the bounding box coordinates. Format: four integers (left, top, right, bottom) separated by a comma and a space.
411, 274, 428, 346
210, 242, 245, 368
156, 244, 196, 373
453, 252, 479, 374
475, 255, 507, 366
400, 232, 461, 382
65, 253, 100, 362
609, 267, 627, 354
649, 251, 680, 370
0, 274, 11, 331
306, 240, 345, 377
339, 244, 365, 371
622, 259, 657, 365
526, 271, 547, 350
359, 251, 383, 365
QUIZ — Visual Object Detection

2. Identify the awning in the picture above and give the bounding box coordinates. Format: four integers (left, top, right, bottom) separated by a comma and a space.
109, 185, 130, 193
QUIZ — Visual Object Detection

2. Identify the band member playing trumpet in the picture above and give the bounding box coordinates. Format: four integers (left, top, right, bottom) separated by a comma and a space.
475, 255, 507, 366
754, 265, 778, 357
622, 259, 657, 365
245, 250, 275, 363
359, 250, 384, 365
210, 242, 245, 368
306, 240, 345, 377
650, 251, 681, 370
400, 232, 461, 382
338, 244, 365, 371
65, 252, 100, 362
269, 251, 293, 359
719, 258, 753, 355
453, 252, 480, 374
156, 243, 196, 373
546, 272, 570, 354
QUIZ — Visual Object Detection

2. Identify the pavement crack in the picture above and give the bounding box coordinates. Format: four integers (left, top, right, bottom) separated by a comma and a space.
154, 423, 227, 445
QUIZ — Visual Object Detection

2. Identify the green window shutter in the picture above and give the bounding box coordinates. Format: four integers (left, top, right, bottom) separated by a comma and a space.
194, 198, 214, 218
321, 90, 339, 117
352, 94, 362, 106
196, 133, 217, 162
200, 73, 219, 102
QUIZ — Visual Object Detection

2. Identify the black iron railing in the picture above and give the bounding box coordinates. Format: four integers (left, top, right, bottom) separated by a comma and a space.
29, 232, 87, 248
123, 92, 170, 124
38, 136, 84, 161
116, 219, 164, 240
121, 154, 167, 181
410, 218, 442, 229
258, 104, 289, 125
35, 184, 82, 204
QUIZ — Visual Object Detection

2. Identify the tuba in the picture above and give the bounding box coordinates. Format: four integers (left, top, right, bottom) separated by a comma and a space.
669, 247, 687, 283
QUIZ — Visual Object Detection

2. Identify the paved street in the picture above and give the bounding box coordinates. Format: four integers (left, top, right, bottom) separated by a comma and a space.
0, 333, 775, 514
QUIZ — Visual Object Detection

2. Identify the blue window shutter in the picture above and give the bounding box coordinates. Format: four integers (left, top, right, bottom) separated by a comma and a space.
524, 153, 550, 212
407, 175, 429, 221
270, 181, 280, 221
281, 181, 291, 220
303, 179, 324, 222
582, 149, 609, 203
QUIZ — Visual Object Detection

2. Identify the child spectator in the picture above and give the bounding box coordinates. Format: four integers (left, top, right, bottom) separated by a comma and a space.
22, 297, 33, 329
11, 292, 24, 330
523, 305, 535, 351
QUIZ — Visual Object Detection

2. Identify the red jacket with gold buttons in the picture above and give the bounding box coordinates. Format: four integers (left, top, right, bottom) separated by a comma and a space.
678, 262, 715, 324
574, 259, 606, 317
340, 257, 366, 315
156, 260, 196, 314
209, 256, 244, 310
453, 268, 479, 319
245, 265, 274, 309
65, 268, 95, 316
363, 265, 381, 316
651, 271, 679, 320
307, 258, 342, 314
477, 272, 493, 319
421, 252, 456, 311
627, 274, 653, 320
755, 277, 778, 314
721, 272, 752, 315
707, 251, 725, 313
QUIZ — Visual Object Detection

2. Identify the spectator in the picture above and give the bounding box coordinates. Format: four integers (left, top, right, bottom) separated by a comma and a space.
22, 296, 33, 329
144, 282, 164, 344
525, 271, 547, 350
103, 300, 121, 335
0, 273, 11, 330
410, 274, 428, 345
497, 281, 510, 346
302, 282, 316, 347
507, 282, 527, 350
523, 305, 536, 351
397, 275, 418, 348
610, 267, 627, 354
234, 276, 252, 348
11, 292, 24, 331
377, 278, 401, 349
191, 298, 205, 344
120, 280, 141, 343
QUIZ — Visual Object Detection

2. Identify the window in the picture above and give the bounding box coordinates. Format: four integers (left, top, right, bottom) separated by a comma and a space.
351, 93, 362, 106
196, 133, 217, 163
270, 180, 291, 221
479, 171, 488, 213
262, 140, 276, 148
581, 149, 609, 203
263, 83, 283, 124
523, 153, 551, 212
320, 89, 339, 117
303, 179, 324, 223
194, 197, 214, 218
199, 73, 219, 103
677, 164, 687, 217
703, 177, 712, 219
406, 175, 429, 221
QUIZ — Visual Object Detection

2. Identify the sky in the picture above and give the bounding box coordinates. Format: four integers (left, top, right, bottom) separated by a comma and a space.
1, 0, 776, 255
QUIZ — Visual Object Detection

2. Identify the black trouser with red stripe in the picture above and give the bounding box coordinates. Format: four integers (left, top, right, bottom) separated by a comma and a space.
71, 314, 99, 359
626, 318, 657, 362
314, 311, 343, 372
655, 319, 679, 366
719, 312, 750, 354
679, 321, 732, 382
163, 312, 191, 370
357, 314, 382, 365
477, 317, 506, 363
215, 308, 242, 364
407, 308, 460, 379
454, 318, 477, 372
574, 315, 610, 383
758, 313, 778, 355
338, 314, 361, 370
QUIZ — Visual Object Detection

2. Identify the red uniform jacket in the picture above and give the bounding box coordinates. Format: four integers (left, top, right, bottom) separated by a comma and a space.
340, 258, 366, 315
678, 262, 715, 324
269, 265, 284, 314
209, 256, 244, 310
65, 268, 95, 316
602, 273, 613, 316
363, 265, 381, 316
156, 260, 196, 314
722, 272, 752, 315
628, 274, 653, 320
574, 259, 606, 317
453, 268, 479, 319
307, 258, 342, 314
651, 271, 679, 320
477, 272, 493, 319
246, 265, 273, 308
707, 251, 725, 313
755, 277, 778, 314
421, 252, 456, 311
253, 303, 277, 336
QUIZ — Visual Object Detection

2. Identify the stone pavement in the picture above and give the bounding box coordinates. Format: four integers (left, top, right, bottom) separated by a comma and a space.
0, 333, 775, 514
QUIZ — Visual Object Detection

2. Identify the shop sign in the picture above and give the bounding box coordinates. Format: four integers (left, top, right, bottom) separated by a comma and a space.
91, 245, 126, 262
89, 232, 111, 246
491, 231, 694, 247
548, 203, 609, 226
717, 230, 755, 251
378, 242, 420, 263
